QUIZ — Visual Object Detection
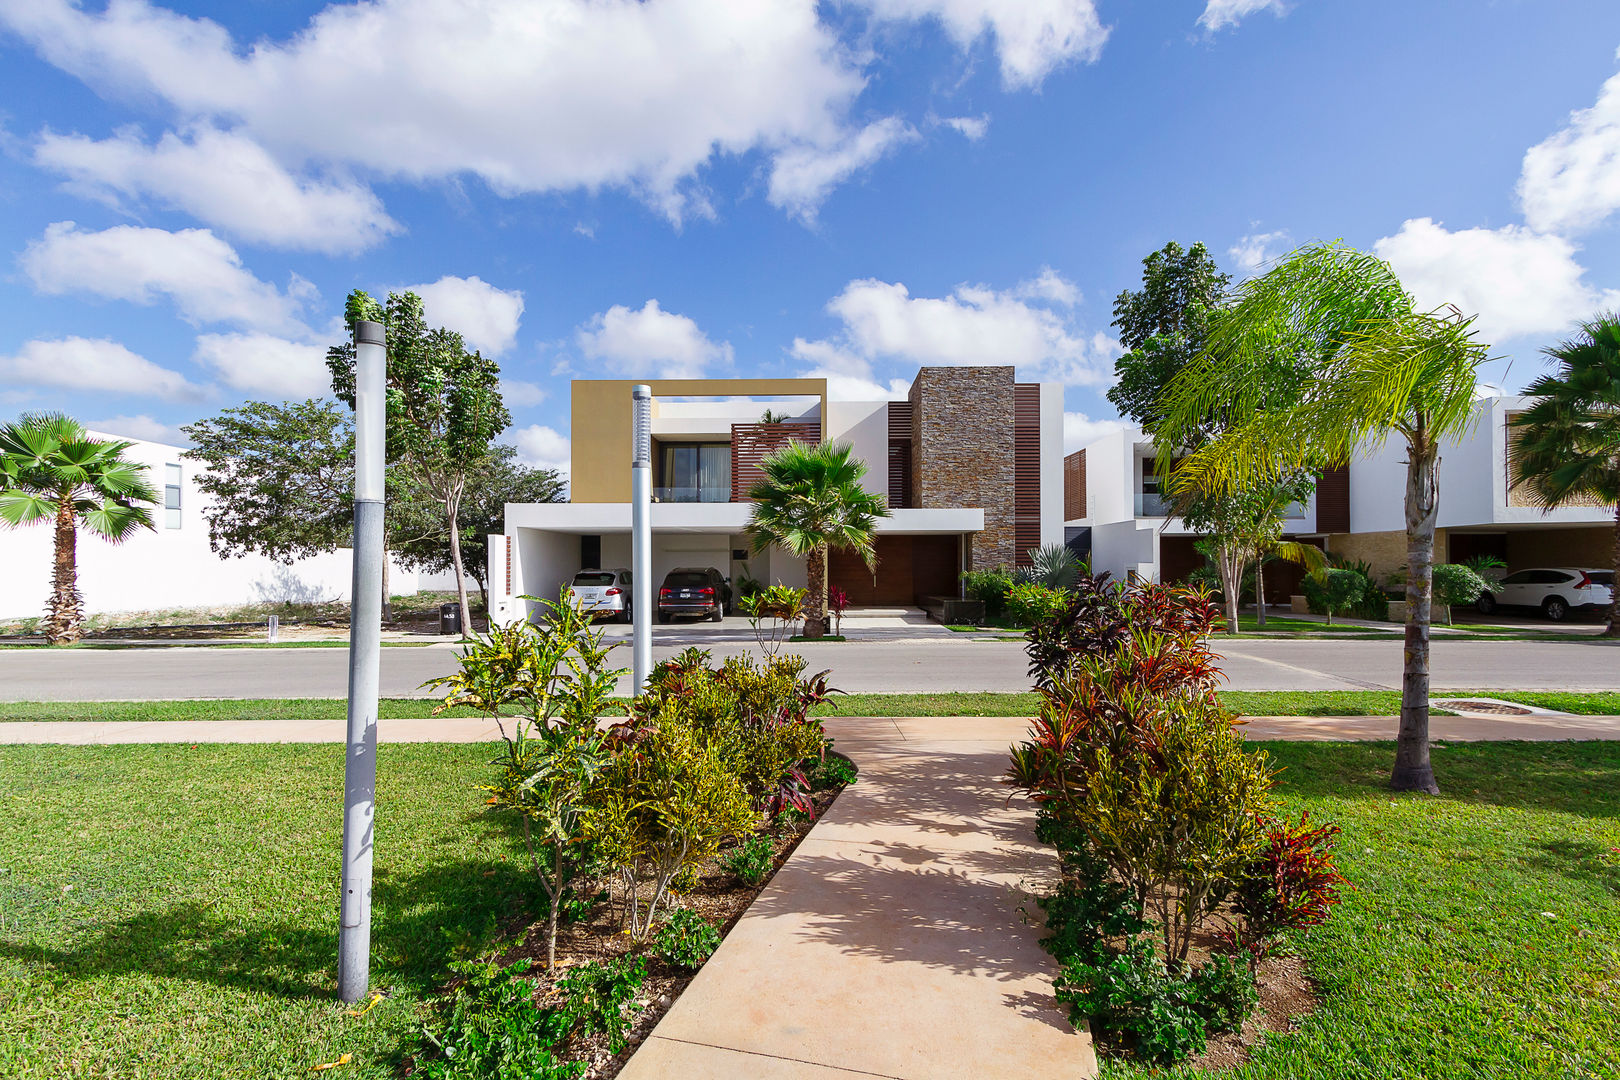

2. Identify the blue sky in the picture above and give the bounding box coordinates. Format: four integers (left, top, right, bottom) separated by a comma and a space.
2, 0, 1619, 476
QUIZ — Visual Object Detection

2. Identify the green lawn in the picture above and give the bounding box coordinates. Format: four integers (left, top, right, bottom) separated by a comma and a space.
1102, 740, 1620, 1079
4, 690, 1618, 723
2, 741, 1615, 1078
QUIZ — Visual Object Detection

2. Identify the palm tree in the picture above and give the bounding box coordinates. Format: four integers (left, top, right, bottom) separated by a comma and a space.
1155, 242, 1489, 794
745, 440, 889, 639
1511, 314, 1620, 637
0, 414, 158, 644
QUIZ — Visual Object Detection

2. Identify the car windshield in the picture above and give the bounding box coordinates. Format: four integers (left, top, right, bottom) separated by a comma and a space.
572, 572, 616, 586
1589, 571, 1614, 586
665, 572, 710, 587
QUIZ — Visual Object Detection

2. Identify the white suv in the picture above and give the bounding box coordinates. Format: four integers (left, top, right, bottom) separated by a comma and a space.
1475, 567, 1614, 621
566, 568, 633, 622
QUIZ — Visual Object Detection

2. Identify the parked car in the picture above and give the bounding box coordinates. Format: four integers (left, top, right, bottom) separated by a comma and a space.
566, 568, 633, 622
657, 566, 731, 623
1475, 567, 1613, 621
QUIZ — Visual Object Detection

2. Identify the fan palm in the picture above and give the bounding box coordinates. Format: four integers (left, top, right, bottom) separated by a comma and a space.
0, 414, 159, 644
745, 440, 890, 639
1155, 242, 1489, 794
1511, 314, 1620, 637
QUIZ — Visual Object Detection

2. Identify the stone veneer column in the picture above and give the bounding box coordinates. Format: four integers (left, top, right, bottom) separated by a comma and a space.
908, 366, 1017, 570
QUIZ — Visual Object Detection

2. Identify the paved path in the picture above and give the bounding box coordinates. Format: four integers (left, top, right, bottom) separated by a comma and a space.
618, 716, 1095, 1080
1, 635, 1616, 700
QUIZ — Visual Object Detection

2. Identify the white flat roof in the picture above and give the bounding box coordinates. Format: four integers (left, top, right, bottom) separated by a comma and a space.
505, 502, 984, 535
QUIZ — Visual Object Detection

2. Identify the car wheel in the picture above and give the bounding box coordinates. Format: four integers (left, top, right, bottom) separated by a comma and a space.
618, 606, 632, 624
710, 604, 723, 622
1543, 596, 1570, 622
1475, 592, 1496, 615
657, 610, 671, 624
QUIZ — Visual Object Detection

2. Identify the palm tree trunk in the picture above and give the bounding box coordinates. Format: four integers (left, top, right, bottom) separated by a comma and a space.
804, 544, 827, 639
1606, 502, 1620, 638
1392, 428, 1441, 794
45, 494, 84, 646
1255, 556, 1268, 628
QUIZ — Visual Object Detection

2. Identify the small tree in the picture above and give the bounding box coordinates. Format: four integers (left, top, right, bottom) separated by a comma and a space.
1431, 563, 1487, 625
1304, 568, 1366, 625
0, 414, 157, 644
1511, 314, 1620, 637
329, 290, 510, 637
745, 441, 889, 639
1108, 241, 1233, 430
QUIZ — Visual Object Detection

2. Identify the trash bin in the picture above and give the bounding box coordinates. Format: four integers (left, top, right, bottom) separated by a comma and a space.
439, 602, 462, 637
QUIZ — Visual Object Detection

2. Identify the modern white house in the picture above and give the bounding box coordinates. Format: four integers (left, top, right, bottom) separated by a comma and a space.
490, 368, 1066, 624
1068, 395, 1616, 589
0, 430, 419, 619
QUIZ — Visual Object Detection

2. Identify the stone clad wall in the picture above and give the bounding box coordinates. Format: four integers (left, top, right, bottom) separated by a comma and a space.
909, 366, 1016, 570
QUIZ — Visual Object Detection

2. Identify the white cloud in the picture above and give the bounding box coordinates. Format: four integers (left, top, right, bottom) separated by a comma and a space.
404, 275, 525, 356
191, 332, 331, 399
1228, 229, 1290, 274
1518, 62, 1620, 235
500, 379, 547, 408
1015, 266, 1081, 306
1373, 217, 1620, 343
788, 337, 912, 400
941, 114, 989, 140
512, 424, 571, 479
577, 300, 731, 379
0, 336, 204, 400
768, 117, 917, 222
805, 272, 1112, 386
857, 0, 1109, 88
20, 222, 312, 335
34, 124, 399, 254
1063, 410, 1128, 453
1197, 0, 1288, 34
84, 413, 190, 446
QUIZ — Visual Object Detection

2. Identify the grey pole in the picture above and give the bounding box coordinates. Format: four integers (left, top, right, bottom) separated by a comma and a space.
338, 319, 386, 1002
631, 385, 652, 693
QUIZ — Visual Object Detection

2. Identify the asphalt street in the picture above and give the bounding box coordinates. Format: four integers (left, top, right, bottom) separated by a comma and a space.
0, 636, 1614, 700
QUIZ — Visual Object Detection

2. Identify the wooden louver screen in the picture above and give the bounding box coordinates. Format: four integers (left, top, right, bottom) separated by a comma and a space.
1014, 383, 1041, 566
887, 401, 913, 509
1063, 450, 1086, 521
1314, 465, 1351, 534
730, 422, 821, 501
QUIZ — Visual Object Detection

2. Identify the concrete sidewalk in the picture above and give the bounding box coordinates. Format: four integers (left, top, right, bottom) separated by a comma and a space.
618, 715, 1095, 1080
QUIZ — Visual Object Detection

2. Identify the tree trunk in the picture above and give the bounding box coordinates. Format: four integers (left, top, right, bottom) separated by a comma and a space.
45, 494, 83, 646
446, 489, 472, 639
1392, 427, 1441, 795
1606, 502, 1620, 638
803, 544, 828, 639
381, 546, 393, 623
1255, 556, 1268, 628
1215, 541, 1241, 634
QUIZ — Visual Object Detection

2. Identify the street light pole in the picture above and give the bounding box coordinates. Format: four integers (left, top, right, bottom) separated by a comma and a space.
338, 318, 386, 1002
631, 385, 652, 693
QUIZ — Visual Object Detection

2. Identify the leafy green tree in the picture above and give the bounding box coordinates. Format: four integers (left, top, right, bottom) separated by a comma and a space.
329, 290, 511, 637
1107, 241, 1232, 429
1511, 314, 1620, 637
394, 445, 565, 606
744, 441, 889, 639
1156, 242, 1489, 794
0, 414, 158, 644
1175, 475, 1322, 631
1430, 563, 1487, 625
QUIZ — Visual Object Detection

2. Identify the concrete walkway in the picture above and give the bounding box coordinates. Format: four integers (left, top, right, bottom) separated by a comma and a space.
619, 715, 1095, 1080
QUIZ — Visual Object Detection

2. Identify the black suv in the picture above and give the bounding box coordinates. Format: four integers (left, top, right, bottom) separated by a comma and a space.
657, 567, 731, 623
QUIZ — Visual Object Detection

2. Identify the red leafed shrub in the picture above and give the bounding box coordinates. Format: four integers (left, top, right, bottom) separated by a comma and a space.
827, 585, 850, 636
1226, 812, 1347, 961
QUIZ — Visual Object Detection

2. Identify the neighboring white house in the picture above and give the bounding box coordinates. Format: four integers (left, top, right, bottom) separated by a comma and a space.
0, 430, 418, 619
490, 368, 1066, 624
1068, 395, 1615, 588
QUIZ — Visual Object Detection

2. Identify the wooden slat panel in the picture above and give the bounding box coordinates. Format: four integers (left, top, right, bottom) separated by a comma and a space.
886, 401, 913, 440
887, 401, 913, 509
1064, 450, 1086, 521
730, 422, 820, 501
1013, 383, 1041, 566
1314, 465, 1350, 534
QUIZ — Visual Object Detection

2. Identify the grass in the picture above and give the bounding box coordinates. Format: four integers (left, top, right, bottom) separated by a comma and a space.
0, 591, 482, 637
1101, 740, 1620, 1079
0, 743, 531, 1079
2, 741, 1615, 1078
3, 690, 1618, 724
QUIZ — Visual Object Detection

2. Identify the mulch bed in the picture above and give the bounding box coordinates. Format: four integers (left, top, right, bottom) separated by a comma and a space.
402, 780, 845, 1079
1190, 952, 1318, 1070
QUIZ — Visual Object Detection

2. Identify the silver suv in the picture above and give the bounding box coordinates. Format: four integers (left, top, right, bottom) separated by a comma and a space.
1475, 567, 1614, 621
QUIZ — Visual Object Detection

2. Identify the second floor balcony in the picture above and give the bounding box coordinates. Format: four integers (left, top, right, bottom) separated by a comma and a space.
654, 484, 732, 503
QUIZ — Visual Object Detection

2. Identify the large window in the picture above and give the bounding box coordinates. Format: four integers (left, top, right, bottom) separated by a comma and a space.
658, 443, 731, 502
164, 463, 182, 529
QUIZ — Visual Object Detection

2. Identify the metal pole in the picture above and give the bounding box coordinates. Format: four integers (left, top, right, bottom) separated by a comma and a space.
338, 319, 386, 1002
631, 385, 652, 693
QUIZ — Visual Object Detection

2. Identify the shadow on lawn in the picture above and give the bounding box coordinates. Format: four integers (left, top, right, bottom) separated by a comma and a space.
0, 855, 537, 1000
1526, 839, 1620, 896
1257, 740, 1620, 818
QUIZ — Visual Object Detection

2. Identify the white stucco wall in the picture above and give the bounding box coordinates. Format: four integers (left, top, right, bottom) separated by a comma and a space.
0, 431, 419, 619
1091, 518, 1159, 582
825, 399, 890, 499
1039, 383, 1065, 546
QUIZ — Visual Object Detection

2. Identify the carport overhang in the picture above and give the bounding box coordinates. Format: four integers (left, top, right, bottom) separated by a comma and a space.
504, 502, 984, 536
